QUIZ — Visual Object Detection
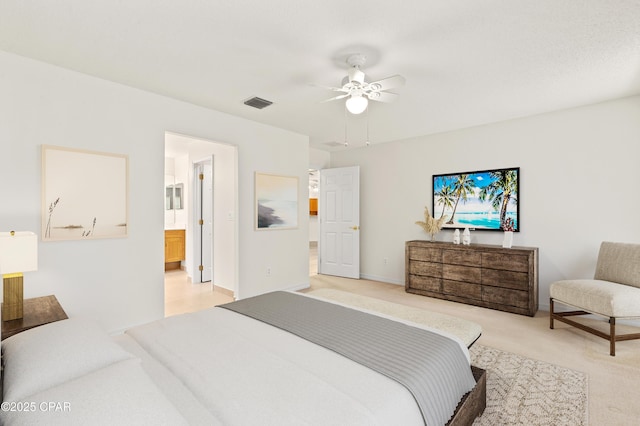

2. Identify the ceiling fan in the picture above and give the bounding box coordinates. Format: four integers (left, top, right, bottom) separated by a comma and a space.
320, 54, 405, 114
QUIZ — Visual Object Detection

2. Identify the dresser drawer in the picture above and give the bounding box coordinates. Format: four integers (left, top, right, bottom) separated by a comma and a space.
482, 268, 529, 291
408, 246, 442, 262
409, 260, 442, 277
443, 264, 481, 284
443, 279, 482, 300
408, 275, 442, 292
482, 252, 529, 272
482, 286, 529, 309
443, 249, 481, 267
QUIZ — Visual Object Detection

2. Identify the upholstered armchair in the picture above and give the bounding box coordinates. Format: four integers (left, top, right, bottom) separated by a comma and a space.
550, 241, 640, 356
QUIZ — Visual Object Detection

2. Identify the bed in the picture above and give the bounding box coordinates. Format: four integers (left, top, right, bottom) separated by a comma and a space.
0, 290, 486, 425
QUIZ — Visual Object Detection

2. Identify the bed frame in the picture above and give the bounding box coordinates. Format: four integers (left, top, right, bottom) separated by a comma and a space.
449, 366, 486, 425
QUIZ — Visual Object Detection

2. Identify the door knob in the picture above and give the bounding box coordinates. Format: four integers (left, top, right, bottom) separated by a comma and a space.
351, 226, 360, 231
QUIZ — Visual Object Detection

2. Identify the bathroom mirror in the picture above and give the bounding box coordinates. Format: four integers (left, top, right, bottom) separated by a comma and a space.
165, 175, 184, 211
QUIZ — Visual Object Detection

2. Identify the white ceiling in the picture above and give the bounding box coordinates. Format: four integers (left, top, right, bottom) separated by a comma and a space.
2, 1, 639, 151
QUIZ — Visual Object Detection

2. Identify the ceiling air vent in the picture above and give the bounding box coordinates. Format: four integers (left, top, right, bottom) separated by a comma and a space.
243, 96, 273, 109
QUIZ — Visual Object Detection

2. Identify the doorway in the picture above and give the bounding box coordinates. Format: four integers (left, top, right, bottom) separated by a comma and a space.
164, 132, 238, 315
318, 166, 361, 279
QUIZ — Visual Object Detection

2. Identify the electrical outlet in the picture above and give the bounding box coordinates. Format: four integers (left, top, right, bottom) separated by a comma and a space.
384, 258, 388, 265
266, 267, 271, 276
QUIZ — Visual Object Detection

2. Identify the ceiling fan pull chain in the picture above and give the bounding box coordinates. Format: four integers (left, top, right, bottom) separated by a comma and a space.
344, 104, 348, 147
366, 107, 370, 147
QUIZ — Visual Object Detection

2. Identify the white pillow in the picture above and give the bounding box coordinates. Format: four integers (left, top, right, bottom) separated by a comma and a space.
0, 359, 189, 425
2, 317, 134, 401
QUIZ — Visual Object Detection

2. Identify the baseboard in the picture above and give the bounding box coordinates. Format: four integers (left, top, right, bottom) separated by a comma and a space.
214, 285, 234, 298
286, 282, 311, 292
359, 274, 404, 286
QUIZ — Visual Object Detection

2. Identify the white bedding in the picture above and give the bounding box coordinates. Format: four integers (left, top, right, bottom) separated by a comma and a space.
125, 305, 426, 425
1, 292, 477, 426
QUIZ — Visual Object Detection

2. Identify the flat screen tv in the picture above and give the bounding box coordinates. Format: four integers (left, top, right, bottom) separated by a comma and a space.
432, 167, 519, 231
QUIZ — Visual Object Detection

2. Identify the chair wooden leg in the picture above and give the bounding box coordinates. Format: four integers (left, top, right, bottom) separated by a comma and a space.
549, 300, 640, 355
610, 317, 616, 356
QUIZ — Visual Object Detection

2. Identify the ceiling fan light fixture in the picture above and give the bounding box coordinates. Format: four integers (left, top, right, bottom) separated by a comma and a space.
345, 94, 368, 114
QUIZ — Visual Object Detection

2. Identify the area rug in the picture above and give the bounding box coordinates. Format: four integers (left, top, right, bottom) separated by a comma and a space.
470, 345, 588, 425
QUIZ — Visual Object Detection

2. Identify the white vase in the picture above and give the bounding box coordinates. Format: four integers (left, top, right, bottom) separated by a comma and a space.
502, 231, 513, 248
462, 227, 471, 245
453, 229, 460, 244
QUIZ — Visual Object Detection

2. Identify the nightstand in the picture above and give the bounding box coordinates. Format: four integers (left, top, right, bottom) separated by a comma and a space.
1, 295, 68, 340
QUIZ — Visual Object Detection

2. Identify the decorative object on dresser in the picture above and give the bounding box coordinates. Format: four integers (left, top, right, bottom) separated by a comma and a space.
502, 217, 515, 248
550, 241, 640, 356
415, 206, 447, 241
453, 228, 461, 244
164, 229, 185, 271
406, 240, 539, 316
1, 295, 68, 340
462, 227, 471, 245
0, 231, 38, 321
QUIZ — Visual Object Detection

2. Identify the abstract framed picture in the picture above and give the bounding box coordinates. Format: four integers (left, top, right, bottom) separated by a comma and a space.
255, 172, 298, 230
41, 145, 128, 241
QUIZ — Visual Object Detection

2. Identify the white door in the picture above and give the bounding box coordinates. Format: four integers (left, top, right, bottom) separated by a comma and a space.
318, 166, 360, 278
194, 159, 213, 283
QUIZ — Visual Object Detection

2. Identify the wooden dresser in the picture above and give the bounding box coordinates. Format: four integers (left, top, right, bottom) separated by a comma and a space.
165, 229, 185, 271
405, 240, 538, 316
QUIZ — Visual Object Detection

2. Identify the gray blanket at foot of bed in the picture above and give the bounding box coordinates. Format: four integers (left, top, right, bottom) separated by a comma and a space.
220, 291, 475, 426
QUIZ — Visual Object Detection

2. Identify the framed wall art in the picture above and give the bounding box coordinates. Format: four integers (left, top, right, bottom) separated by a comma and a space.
255, 172, 298, 230
41, 145, 128, 241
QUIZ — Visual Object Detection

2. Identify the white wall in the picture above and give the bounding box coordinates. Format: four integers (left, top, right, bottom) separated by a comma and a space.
309, 147, 330, 170
0, 51, 310, 332
330, 96, 640, 311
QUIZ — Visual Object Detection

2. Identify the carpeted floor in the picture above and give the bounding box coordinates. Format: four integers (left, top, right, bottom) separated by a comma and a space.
306, 273, 640, 426
471, 344, 587, 425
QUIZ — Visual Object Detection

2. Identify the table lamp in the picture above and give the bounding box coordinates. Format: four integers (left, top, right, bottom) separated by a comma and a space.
0, 231, 38, 321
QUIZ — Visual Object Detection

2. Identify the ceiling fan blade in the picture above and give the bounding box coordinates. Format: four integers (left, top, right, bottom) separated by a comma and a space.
310, 83, 349, 93
367, 91, 398, 103
367, 75, 406, 92
321, 93, 350, 103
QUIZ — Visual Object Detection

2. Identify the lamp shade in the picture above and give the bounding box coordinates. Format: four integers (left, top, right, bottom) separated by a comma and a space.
0, 231, 38, 274
345, 94, 368, 114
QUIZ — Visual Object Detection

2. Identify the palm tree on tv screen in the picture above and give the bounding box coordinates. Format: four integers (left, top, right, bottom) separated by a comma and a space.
435, 181, 455, 219
446, 174, 475, 224
479, 170, 518, 229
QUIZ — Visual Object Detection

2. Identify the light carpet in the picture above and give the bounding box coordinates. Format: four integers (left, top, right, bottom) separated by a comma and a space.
471, 344, 588, 425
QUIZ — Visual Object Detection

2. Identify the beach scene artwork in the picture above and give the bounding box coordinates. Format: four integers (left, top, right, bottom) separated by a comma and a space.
255, 173, 298, 230
433, 167, 519, 231
42, 145, 128, 241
